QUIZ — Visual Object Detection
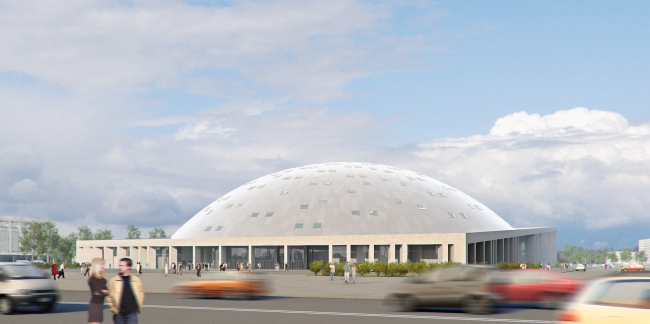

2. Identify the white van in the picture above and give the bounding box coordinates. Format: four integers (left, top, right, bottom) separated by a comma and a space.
0, 262, 60, 314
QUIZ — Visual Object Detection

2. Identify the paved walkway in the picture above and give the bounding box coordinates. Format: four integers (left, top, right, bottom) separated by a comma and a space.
53, 269, 407, 299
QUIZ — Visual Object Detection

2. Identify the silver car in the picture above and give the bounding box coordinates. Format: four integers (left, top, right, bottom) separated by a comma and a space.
0, 262, 60, 314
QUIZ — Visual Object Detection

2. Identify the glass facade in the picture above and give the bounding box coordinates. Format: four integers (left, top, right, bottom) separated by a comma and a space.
407, 244, 440, 262
253, 246, 284, 269
332, 245, 346, 263
224, 246, 249, 268
288, 246, 328, 269
374, 245, 389, 262
350, 245, 369, 263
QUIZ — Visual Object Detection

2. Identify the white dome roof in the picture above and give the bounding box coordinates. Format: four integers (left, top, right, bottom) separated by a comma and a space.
171, 162, 513, 239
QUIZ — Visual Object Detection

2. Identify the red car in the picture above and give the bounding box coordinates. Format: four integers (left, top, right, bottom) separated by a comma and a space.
485, 270, 583, 308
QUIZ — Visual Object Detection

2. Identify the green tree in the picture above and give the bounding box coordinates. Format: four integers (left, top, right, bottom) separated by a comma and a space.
574, 247, 590, 264
606, 250, 618, 263
19, 221, 40, 261
635, 250, 648, 263
309, 260, 324, 275
55, 233, 78, 262
19, 221, 59, 262
561, 242, 578, 263
620, 248, 632, 263
126, 225, 141, 239
77, 225, 94, 240
94, 229, 113, 240
149, 227, 167, 238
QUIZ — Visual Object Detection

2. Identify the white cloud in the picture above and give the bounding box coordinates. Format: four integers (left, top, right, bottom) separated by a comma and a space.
415, 108, 650, 230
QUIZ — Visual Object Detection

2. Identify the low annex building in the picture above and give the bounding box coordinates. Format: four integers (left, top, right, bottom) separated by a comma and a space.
77, 162, 557, 269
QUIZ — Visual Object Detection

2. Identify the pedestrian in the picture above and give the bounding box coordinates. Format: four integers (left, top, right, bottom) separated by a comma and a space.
196, 262, 202, 277
85, 262, 91, 276
58, 262, 65, 279
285, 263, 288, 271
137, 262, 142, 276
351, 263, 357, 283
178, 262, 183, 276
164, 262, 169, 276
88, 258, 108, 324
247, 263, 251, 272
52, 262, 58, 280
275, 263, 279, 271
81, 263, 85, 274
329, 263, 335, 280
107, 258, 144, 324
343, 262, 350, 283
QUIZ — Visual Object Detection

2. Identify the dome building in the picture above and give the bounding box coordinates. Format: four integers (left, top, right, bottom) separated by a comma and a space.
77, 163, 557, 269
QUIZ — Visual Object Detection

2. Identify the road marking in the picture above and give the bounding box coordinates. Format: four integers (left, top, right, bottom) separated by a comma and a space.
61, 302, 557, 323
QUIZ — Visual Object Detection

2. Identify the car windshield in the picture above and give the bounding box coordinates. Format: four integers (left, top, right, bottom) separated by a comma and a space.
585, 279, 650, 309
1, 264, 48, 279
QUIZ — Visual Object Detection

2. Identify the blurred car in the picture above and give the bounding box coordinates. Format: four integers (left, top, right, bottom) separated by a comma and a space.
486, 270, 583, 308
384, 265, 499, 314
558, 272, 650, 323
620, 264, 645, 271
0, 262, 59, 314
575, 264, 586, 271
171, 272, 270, 299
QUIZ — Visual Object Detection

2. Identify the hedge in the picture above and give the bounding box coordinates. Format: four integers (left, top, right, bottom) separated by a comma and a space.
312, 260, 461, 277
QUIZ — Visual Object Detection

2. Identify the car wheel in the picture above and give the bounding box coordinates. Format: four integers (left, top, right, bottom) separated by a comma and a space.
622, 269, 627, 272
540, 293, 563, 309
0, 297, 14, 315
464, 297, 495, 315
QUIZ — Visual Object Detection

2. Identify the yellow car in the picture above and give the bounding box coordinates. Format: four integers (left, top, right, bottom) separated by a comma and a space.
558, 273, 650, 323
171, 272, 270, 299
620, 264, 645, 271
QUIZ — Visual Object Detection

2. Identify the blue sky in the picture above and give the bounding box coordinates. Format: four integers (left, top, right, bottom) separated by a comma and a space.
1, 0, 649, 250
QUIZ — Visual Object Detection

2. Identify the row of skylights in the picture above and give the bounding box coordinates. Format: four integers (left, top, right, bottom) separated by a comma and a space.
225, 202, 245, 209
447, 212, 470, 219
250, 211, 275, 217
204, 225, 224, 232
294, 222, 322, 228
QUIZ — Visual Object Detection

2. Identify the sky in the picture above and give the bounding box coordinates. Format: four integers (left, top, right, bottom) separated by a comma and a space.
1, 0, 649, 250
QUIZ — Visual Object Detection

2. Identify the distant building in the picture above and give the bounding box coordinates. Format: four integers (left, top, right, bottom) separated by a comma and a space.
0, 216, 38, 262
77, 162, 557, 269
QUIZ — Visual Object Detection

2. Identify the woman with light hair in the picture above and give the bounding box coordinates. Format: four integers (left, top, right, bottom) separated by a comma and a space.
87, 258, 108, 323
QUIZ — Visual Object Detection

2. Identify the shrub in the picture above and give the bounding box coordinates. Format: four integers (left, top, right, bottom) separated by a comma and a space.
372, 261, 388, 276
335, 262, 345, 276
357, 261, 372, 276
309, 260, 324, 275
386, 262, 409, 277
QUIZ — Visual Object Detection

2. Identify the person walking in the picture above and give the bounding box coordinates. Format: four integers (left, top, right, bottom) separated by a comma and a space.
329, 263, 335, 280
247, 263, 251, 272
177, 262, 183, 276
88, 258, 108, 324
85, 262, 91, 276
164, 262, 169, 276
196, 262, 202, 277
284, 263, 288, 271
107, 258, 144, 324
58, 262, 65, 279
52, 262, 58, 280
137, 262, 142, 276
343, 262, 350, 283
351, 263, 357, 283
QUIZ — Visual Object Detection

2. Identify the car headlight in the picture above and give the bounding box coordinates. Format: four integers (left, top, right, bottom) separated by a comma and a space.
17, 289, 32, 295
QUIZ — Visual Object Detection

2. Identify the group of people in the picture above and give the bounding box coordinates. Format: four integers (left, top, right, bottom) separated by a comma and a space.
236, 262, 252, 272
87, 257, 144, 324
519, 262, 553, 270
51, 262, 66, 280
329, 261, 358, 283
163, 261, 209, 277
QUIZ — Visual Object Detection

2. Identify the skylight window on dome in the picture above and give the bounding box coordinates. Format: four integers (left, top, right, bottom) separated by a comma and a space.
295, 175, 303, 179
417, 205, 426, 210
248, 186, 256, 190
266, 211, 274, 217
225, 203, 234, 209
251, 212, 259, 218
319, 199, 327, 204
439, 193, 447, 197
348, 189, 357, 193
347, 174, 354, 177
384, 170, 392, 173
329, 169, 336, 172
395, 199, 404, 204
300, 204, 309, 209
204, 226, 212, 231
380, 177, 388, 181
370, 167, 378, 170
351, 210, 360, 216
313, 222, 322, 228
236, 202, 244, 208
281, 190, 289, 195
206, 210, 213, 215
318, 169, 325, 172
417, 178, 425, 181
401, 182, 410, 186
467, 204, 475, 209
354, 165, 362, 168
309, 181, 318, 185
427, 191, 436, 196
283, 177, 292, 180
295, 223, 303, 228
460, 213, 469, 219
360, 174, 368, 178
324, 181, 332, 185
257, 185, 265, 189
407, 176, 415, 180
475, 205, 483, 210
363, 181, 372, 185
216, 225, 224, 231
448, 212, 457, 218
369, 210, 378, 216
345, 165, 352, 168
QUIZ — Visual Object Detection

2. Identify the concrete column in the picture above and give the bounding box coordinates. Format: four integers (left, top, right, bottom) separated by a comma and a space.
217, 246, 222, 264
283, 245, 288, 269
146, 246, 156, 269
248, 245, 253, 266
192, 246, 196, 267
440, 244, 446, 263
388, 244, 396, 263
328, 244, 333, 263
170, 246, 177, 265
346, 245, 351, 263
400, 244, 408, 263
368, 244, 375, 262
